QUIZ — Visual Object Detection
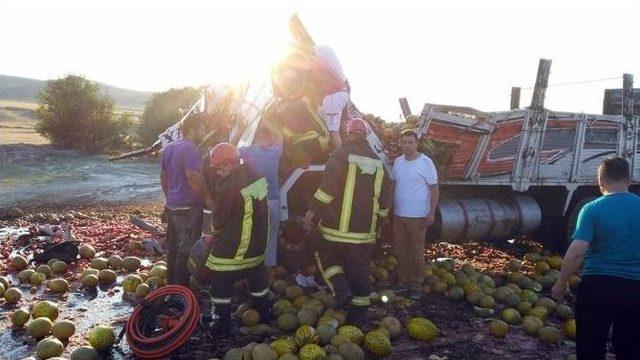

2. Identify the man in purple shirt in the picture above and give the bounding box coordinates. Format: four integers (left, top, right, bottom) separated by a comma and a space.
161, 113, 212, 286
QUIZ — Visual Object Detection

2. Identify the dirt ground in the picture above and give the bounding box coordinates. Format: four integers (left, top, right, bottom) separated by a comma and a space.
0, 203, 581, 359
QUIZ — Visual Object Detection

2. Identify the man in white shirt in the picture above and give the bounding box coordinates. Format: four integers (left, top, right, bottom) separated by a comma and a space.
391, 129, 439, 299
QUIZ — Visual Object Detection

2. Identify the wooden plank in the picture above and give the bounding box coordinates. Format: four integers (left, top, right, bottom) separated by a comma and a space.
530, 59, 552, 110
510, 87, 521, 110
399, 98, 412, 117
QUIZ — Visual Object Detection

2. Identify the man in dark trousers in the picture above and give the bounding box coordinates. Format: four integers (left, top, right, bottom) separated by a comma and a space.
204, 142, 271, 336
306, 118, 392, 326
552, 157, 640, 360
161, 114, 212, 286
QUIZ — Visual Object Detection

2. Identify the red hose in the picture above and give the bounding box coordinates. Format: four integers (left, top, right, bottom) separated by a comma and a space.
126, 285, 201, 359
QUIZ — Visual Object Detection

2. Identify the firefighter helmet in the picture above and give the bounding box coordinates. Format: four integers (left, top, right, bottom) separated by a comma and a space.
346, 118, 367, 135
208, 142, 239, 169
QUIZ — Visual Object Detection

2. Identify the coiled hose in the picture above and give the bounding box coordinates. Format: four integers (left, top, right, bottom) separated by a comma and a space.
126, 285, 201, 359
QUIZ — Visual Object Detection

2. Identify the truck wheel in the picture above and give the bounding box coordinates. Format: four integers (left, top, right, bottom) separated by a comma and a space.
563, 196, 597, 249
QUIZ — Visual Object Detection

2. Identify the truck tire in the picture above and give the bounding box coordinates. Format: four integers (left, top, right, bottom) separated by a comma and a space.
563, 196, 598, 249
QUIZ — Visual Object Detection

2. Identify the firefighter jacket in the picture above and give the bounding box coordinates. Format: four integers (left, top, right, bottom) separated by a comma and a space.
268, 99, 330, 154
311, 138, 392, 244
203, 164, 269, 272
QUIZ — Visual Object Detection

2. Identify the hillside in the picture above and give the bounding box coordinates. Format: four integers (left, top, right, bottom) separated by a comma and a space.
0, 74, 152, 110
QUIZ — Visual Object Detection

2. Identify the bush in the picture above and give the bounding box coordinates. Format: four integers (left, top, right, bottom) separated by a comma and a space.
35, 75, 130, 153
137, 87, 201, 146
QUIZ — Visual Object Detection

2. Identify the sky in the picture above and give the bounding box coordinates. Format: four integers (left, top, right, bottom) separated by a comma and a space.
1, 0, 639, 121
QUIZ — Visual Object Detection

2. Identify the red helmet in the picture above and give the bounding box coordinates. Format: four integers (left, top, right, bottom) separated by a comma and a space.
209, 142, 239, 169
346, 118, 367, 135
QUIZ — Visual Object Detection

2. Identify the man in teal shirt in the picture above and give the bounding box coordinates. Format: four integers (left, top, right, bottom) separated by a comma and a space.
553, 157, 640, 359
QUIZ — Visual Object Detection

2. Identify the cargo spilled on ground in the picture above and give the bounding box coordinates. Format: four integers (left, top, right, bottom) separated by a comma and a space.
1, 204, 579, 359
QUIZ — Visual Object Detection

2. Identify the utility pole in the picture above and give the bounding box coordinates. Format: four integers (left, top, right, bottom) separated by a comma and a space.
510, 87, 521, 110
530, 59, 552, 110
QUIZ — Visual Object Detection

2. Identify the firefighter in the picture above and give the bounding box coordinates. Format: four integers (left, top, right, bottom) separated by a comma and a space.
305, 118, 392, 325
204, 142, 271, 336
270, 58, 331, 171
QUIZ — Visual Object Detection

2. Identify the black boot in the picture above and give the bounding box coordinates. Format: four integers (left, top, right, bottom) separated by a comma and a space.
346, 305, 368, 328
212, 304, 231, 337
252, 296, 273, 324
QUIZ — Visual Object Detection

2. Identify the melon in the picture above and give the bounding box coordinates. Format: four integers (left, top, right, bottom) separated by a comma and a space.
318, 324, 337, 345
150, 265, 167, 279
270, 339, 297, 356
11, 255, 28, 271
564, 319, 576, 339
446, 286, 465, 301
251, 343, 278, 360
4, 287, 22, 304
52, 320, 75, 340
82, 268, 99, 277
523, 315, 544, 335
502, 308, 522, 325
337, 325, 364, 345
10, 308, 30, 327
479, 295, 495, 309
432, 281, 448, 293
136, 283, 151, 298
82, 274, 99, 288
488, 319, 508, 337
317, 315, 339, 329
538, 326, 562, 344
35, 337, 64, 359
98, 269, 117, 285
536, 297, 557, 313
272, 299, 295, 316
145, 276, 164, 288
122, 256, 142, 272
49, 278, 69, 294
18, 269, 36, 283
87, 325, 116, 351
298, 308, 319, 326
90, 258, 109, 270
70, 346, 99, 360
51, 261, 67, 274
338, 342, 365, 360
530, 306, 549, 322
32, 300, 59, 321
295, 325, 318, 347
107, 255, 123, 270
242, 309, 261, 326
28, 317, 53, 338
517, 301, 533, 316
406, 317, 439, 342
548, 255, 563, 270
298, 344, 326, 360
30, 271, 46, 285
78, 244, 96, 259
364, 330, 392, 357
0, 275, 9, 289
122, 274, 143, 293
277, 313, 299, 332
330, 334, 350, 349
285, 285, 304, 301
555, 304, 574, 320
379, 316, 402, 338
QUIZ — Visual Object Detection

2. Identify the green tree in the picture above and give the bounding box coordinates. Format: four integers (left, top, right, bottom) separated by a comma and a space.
35, 75, 128, 153
137, 87, 201, 146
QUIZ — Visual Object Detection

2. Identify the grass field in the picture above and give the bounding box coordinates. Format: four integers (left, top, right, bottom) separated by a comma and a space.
0, 99, 142, 146
0, 99, 46, 145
